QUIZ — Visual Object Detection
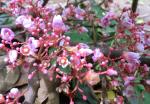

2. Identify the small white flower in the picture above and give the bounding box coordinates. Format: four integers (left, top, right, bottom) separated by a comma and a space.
10, 88, 19, 95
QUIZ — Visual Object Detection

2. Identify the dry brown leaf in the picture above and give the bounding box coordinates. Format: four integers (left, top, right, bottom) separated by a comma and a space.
37, 78, 49, 103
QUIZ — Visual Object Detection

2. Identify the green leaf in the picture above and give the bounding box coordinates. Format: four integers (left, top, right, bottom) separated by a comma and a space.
74, 83, 98, 104
91, 5, 105, 18
105, 26, 116, 35
59, 66, 71, 74
144, 92, 150, 104
0, 13, 14, 25
65, 30, 92, 43
48, 47, 57, 54
134, 75, 142, 83
135, 84, 145, 93
125, 30, 131, 35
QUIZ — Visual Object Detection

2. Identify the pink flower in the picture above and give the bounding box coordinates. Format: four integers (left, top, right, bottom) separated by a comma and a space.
111, 80, 119, 87
20, 45, 31, 56
0, 94, 5, 103
75, 7, 86, 20
121, 12, 134, 29
27, 37, 40, 50
78, 48, 93, 57
20, 37, 40, 56
58, 57, 69, 68
15, 15, 26, 25
77, 43, 89, 49
84, 70, 100, 85
146, 80, 150, 85
70, 54, 83, 70
124, 63, 137, 73
0, 28, 15, 41
82, 95, 87, 100
52, 15, 65, 34
16, 15, 34, 29
106, 67, 118, 76
92, 48, 104, 62
78, 26, 88, 33
101, 12, 115, 27
8, 50, 18, 63
9, 88, 20, 99
124, 76, 135, 86
136, 42, 144, 52
70, 99, 74, 104
123, 52, 140, 64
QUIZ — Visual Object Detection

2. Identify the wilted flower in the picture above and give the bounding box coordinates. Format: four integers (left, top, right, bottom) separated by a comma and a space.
0, 28, 15, 41
8, 50, 18, 63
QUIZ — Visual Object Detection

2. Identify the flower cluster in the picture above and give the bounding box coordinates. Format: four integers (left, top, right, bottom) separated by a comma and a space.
0, 0, 150, 104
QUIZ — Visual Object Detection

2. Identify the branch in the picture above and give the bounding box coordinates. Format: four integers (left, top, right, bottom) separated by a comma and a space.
42, 0, 49, 7
132, 0, 139, 13
99, 45, 150, 66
